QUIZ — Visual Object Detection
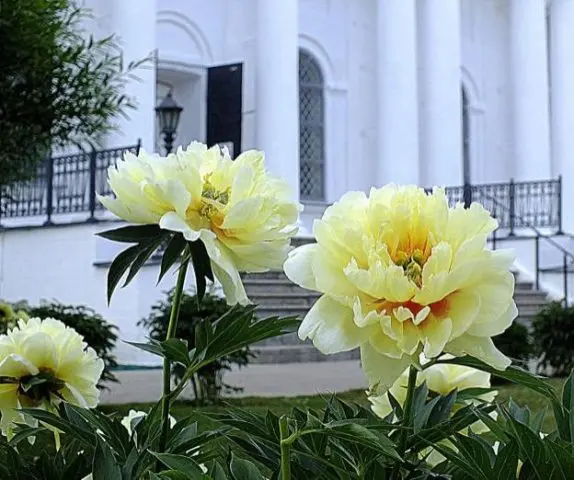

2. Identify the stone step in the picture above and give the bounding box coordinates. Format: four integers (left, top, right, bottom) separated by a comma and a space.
244, 279, 308, 295
252, 345, 360, 364
250, 292, 320, 307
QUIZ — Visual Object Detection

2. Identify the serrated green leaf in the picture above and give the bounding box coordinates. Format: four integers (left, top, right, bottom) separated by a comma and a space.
189, 240, 214, 301
162, 338, 191, 367
150, 452, 206, 479
229, 453, 265, 480
107, 243, 144, 304
92, 435, 122, 480
97, 224, 162, 243
158, 234, 187, 285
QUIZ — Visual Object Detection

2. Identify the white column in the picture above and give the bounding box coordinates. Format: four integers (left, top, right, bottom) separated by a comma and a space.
108, 0, 157, 151
256, 0, 299, 201
418, 0, 463, 187
509, 0, 551, 181
377, 0, 419, 186
550, 0, 574, 231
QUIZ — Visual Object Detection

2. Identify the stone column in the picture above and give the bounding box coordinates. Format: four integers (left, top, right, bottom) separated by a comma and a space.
376, 0, 419, 186
256, 0, 300, 201
550, 0, 574, 231
109, 0, 157, 151
418, 0, 463, 187
509, 0, 551, 181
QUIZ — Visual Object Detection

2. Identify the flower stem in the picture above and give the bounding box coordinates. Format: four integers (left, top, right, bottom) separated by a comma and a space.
398, 365, 418, 456
279, 415, 292, 480
158, 258, 189, 452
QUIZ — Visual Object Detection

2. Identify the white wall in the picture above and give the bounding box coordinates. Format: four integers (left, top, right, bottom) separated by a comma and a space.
0, 223, 203, 366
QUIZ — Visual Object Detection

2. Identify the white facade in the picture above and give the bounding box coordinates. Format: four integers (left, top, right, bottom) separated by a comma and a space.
3, 0, 574, 365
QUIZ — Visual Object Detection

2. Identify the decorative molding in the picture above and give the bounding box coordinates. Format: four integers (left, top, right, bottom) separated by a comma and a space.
156, 10, 213, 65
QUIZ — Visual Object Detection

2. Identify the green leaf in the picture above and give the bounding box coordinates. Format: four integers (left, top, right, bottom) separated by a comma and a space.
561, 370, 574, 442
122, 235, 168, 287
107, 243, 144, 304
324, 422, 401, 461
150, 452, 206, 479
493, 441, 520, 479
158, 234, 187, 285
125, 339, 164, 358
208, 462, 228, 480
92, 435, 122, 480
505, 415, 550, 479
229, 453, 265, 480
161, 338, 191, 367
441, 356, 559, 403
20, 408, 94, 446
20, 374, 49, 392
97, 224, 163, 243
189, 240, 214, 301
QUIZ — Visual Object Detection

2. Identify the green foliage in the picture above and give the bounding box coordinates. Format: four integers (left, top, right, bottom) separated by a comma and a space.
0, 0, 141, 188
532, 301, 574, 377
494, 321, 534, 367
138, 300, 289, 405
97, 226, 214, 304
7, 300, 118, 387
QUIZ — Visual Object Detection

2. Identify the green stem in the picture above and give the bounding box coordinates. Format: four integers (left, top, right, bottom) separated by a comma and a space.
398, 365, 418, 456
158, 259, 189, 452
279, 415, 292, 480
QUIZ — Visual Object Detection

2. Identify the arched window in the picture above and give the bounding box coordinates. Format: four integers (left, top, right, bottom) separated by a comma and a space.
462, 86, 471, 184
299, 49, 325, 201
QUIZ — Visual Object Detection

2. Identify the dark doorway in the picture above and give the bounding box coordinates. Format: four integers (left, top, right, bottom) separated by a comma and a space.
206, 63, 243, 158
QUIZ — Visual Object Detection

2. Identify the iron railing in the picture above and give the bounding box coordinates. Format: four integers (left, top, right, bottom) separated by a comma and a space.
0, 141, 141, 225
475, 189, 573, 306
439, 177, 562, 234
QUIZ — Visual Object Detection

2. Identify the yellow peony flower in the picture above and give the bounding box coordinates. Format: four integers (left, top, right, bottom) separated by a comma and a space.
0, 318, 104, 437
284, 185, 516, 391
98, 142, 300, 305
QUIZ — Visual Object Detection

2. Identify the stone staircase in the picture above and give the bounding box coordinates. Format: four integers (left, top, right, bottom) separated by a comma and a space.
244, 269, 550, 364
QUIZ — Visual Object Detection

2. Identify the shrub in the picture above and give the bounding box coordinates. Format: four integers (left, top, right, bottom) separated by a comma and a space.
5, 299, 119, 387
139, 288, 256, 405
532, 300, 574, 377
493, 321, 533, 366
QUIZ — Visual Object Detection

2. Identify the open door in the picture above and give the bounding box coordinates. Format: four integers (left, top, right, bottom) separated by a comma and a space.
206, 63, 243, 158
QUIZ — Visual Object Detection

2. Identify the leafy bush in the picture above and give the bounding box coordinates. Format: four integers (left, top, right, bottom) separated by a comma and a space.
139, 288, 256, 405
532, 300, 574, 377
4, 300, 118, 387
493, 321, 533, 366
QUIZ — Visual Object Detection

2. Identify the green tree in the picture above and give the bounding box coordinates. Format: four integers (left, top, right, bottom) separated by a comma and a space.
0, 0, 142, 187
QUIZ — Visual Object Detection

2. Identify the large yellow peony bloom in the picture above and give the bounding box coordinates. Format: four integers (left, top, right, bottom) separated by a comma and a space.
284, 185, 516, 391
0, 318, 104, 437
98, 142, 300, 305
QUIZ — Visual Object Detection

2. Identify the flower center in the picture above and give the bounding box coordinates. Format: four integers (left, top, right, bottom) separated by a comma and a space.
198, 181, 230, 220
18, 369, 64, 404
395, 248, 426, 287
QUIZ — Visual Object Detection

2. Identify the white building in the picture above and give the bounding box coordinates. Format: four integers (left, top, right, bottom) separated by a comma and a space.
1, 0, 574, 365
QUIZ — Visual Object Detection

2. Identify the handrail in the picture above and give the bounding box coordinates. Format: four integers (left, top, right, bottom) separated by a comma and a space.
474, 189, 572, 306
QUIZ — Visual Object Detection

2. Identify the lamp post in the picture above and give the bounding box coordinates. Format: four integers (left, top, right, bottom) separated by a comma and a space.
155, 91, 183, 155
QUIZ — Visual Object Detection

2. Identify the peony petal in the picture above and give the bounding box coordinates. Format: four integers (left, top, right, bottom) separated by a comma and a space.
159, 212, 201, 241
469, 300, 518, 337
421, 317, 453, 358
284, 244, 319, 291
445, 289, 481, 339
299, 296, 367, 354
445, 334, 511, 370
0, 354, 39, 378
360, 342, 413, 392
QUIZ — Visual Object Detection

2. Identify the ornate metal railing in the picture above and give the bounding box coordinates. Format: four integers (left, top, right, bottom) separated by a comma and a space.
0, 141, 140, 225
440, 177, 562, 234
